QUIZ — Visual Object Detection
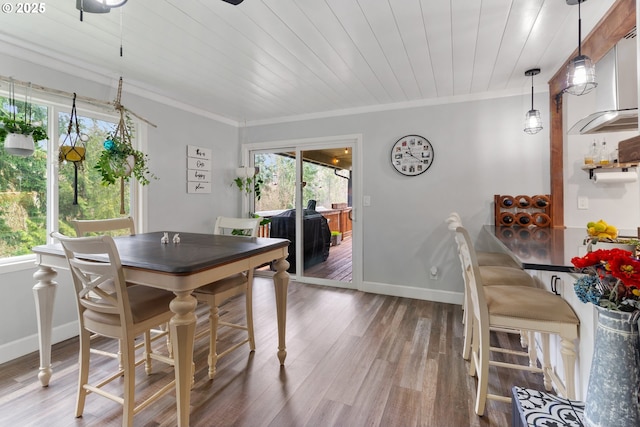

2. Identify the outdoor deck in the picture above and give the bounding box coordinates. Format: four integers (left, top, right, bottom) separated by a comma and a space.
304, 234, 352, 282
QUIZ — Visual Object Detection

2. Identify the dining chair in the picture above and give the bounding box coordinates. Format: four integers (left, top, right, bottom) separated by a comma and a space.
71, 216, 158, 366
52, 232, 176, 427
71, 216, 136, 237
446, 213, 538, 361
455, 226, 579, 416
192, 216, 261, 380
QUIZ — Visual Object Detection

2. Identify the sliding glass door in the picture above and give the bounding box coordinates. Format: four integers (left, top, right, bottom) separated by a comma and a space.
250, 141, 354, 286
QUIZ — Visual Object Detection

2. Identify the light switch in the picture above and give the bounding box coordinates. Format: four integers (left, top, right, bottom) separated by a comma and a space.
363, 195, 371, 206
578, 196, 589, 210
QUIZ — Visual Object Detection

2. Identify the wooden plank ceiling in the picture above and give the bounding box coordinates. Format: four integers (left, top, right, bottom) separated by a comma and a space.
0, 0, 617, 125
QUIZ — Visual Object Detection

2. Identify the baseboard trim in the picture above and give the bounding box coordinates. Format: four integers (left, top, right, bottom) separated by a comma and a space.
0, 321, 78, 365
361, 281, 463, 305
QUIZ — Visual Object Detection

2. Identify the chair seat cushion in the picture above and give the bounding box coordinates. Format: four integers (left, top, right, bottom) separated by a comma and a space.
84, 285, 174, 326
479, 266, 536, 287
477, 251, 522, 269
193, 273, 248, 296
484, 285, 579, 324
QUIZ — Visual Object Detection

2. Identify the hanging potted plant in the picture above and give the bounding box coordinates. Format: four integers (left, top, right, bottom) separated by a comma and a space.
0, 81, 47, 156
94, 81, 156, 214
95, 126, 154, 187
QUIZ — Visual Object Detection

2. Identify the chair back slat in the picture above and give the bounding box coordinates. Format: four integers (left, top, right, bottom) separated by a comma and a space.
213, 216, 261, 237
454, 226, 489, 323
72, 217, 136, 237
52, 232, 132, 323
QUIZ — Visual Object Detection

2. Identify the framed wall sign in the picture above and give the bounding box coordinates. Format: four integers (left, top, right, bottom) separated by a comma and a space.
187, 145, 212, 194
390, 134, 434, 176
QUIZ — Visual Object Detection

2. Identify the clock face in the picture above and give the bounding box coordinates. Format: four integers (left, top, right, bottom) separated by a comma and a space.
390, 135, 434, 176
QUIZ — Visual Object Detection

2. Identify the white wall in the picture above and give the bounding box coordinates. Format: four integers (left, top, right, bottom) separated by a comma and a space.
246, 93, 550, 299
563, 90, 640, 230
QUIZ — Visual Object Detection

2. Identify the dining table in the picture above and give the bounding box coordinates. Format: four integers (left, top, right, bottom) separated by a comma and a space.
31, 231, 290, 427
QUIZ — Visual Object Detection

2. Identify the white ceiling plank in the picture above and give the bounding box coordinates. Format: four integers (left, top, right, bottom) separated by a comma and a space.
420, 0, 454, 97
0, 0, 621, 123
388, 0, 437, 99
325, 0, 407, 102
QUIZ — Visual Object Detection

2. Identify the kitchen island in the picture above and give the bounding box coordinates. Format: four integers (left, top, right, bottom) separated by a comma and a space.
480, 225, 623, 401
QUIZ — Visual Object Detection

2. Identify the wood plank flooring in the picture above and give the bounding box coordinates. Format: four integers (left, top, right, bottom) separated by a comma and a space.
303, 236, 352, 282
0, 278, 548, 426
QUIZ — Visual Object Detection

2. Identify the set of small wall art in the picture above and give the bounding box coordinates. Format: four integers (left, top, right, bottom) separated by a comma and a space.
186, 145, 212, 194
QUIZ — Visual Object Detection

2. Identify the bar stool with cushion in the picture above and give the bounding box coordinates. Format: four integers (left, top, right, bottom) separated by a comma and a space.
447, 212, 522, 269
192, 216, 261, 380
446, 213, 538, 360
455, 226, 579, 416
52, 232, 176, 427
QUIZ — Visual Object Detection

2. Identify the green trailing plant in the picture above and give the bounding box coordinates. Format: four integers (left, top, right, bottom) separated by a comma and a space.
94, 113, 155, 186
233, 173, 264, 200
0, 115, 47, 143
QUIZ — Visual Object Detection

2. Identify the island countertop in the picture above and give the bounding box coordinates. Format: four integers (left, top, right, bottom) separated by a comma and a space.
482, 225, 595, 273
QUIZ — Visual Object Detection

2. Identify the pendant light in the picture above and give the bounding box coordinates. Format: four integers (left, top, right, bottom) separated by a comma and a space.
524, 68, 543, 135
565, 0, 597, 96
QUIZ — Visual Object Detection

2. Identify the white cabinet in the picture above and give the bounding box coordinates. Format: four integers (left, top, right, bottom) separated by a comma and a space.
531, 270, 597, 401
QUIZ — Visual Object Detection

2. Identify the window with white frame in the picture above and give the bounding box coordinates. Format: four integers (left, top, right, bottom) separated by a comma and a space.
0, 93, 138, 261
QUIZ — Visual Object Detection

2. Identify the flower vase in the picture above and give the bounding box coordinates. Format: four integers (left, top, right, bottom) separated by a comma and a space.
584, 306, 640, 427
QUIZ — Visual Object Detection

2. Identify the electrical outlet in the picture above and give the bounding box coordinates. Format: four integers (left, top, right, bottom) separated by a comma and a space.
578, 196, 589, 210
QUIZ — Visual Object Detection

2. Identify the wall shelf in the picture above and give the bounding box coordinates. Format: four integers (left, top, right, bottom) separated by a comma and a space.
581, 162, 639, 180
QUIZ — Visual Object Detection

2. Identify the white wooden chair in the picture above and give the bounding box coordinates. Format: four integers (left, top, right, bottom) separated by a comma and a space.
446, 213, 538, 361
455, 225, 579, 416
71, 217, 146, 365
192, 216, 261, 380
52, 232, 175, 427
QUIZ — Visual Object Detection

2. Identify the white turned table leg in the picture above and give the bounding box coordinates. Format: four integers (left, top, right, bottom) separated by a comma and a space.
169, 291, 197, 427
32, 266, 58, 387
273, 257, 290, 365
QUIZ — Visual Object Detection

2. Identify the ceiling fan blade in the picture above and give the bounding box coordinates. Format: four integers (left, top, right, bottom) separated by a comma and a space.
221, 0, 244, 4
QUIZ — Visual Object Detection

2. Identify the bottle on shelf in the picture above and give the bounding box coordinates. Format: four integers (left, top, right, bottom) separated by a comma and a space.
599, 140, 610, 165
584, 141, 597, 165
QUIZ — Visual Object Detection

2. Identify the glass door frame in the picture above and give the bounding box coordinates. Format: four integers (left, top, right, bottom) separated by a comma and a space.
242, 134, 362, 289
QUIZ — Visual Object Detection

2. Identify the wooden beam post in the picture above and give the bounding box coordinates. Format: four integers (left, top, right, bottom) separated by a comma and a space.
548, 0, 635, 228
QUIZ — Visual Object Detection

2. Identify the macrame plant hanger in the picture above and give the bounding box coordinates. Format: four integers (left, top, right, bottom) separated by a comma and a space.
113, 78, 132, 215
59, 94, 87, 205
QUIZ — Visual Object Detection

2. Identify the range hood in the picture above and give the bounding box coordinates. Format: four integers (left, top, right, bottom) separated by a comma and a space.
569, 34, 638, 135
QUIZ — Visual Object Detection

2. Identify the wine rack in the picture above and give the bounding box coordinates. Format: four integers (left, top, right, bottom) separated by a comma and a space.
494, 194, 552, 228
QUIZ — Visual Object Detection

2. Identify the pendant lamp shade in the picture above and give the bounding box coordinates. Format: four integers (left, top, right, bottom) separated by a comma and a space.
524, 68, 543, 135
565, 0, 597, 96
565, 54, 597, 96
4, 133, 35, 156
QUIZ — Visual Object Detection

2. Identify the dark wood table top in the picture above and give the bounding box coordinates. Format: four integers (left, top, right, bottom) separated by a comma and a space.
33, 231, 290, 274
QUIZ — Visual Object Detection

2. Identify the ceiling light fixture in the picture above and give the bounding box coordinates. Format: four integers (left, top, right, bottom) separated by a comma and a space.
76, 0, 127, 20
524, 68, 543, 135
565, 0, 597, 96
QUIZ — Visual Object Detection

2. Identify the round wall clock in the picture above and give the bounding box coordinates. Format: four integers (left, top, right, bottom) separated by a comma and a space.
390, 134, 434, 176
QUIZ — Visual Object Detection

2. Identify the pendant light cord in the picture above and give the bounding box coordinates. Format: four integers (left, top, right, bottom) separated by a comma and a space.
530, 74, 534, 110
577, 0, 582, 56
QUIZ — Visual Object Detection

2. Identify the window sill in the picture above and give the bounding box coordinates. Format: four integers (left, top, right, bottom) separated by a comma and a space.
0, 254, 37, 274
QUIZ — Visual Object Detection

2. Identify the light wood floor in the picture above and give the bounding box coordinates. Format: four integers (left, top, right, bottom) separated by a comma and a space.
0, 277, 547, 426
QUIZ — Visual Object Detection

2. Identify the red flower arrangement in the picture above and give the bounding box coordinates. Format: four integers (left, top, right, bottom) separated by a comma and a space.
571, 248, 640, 312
